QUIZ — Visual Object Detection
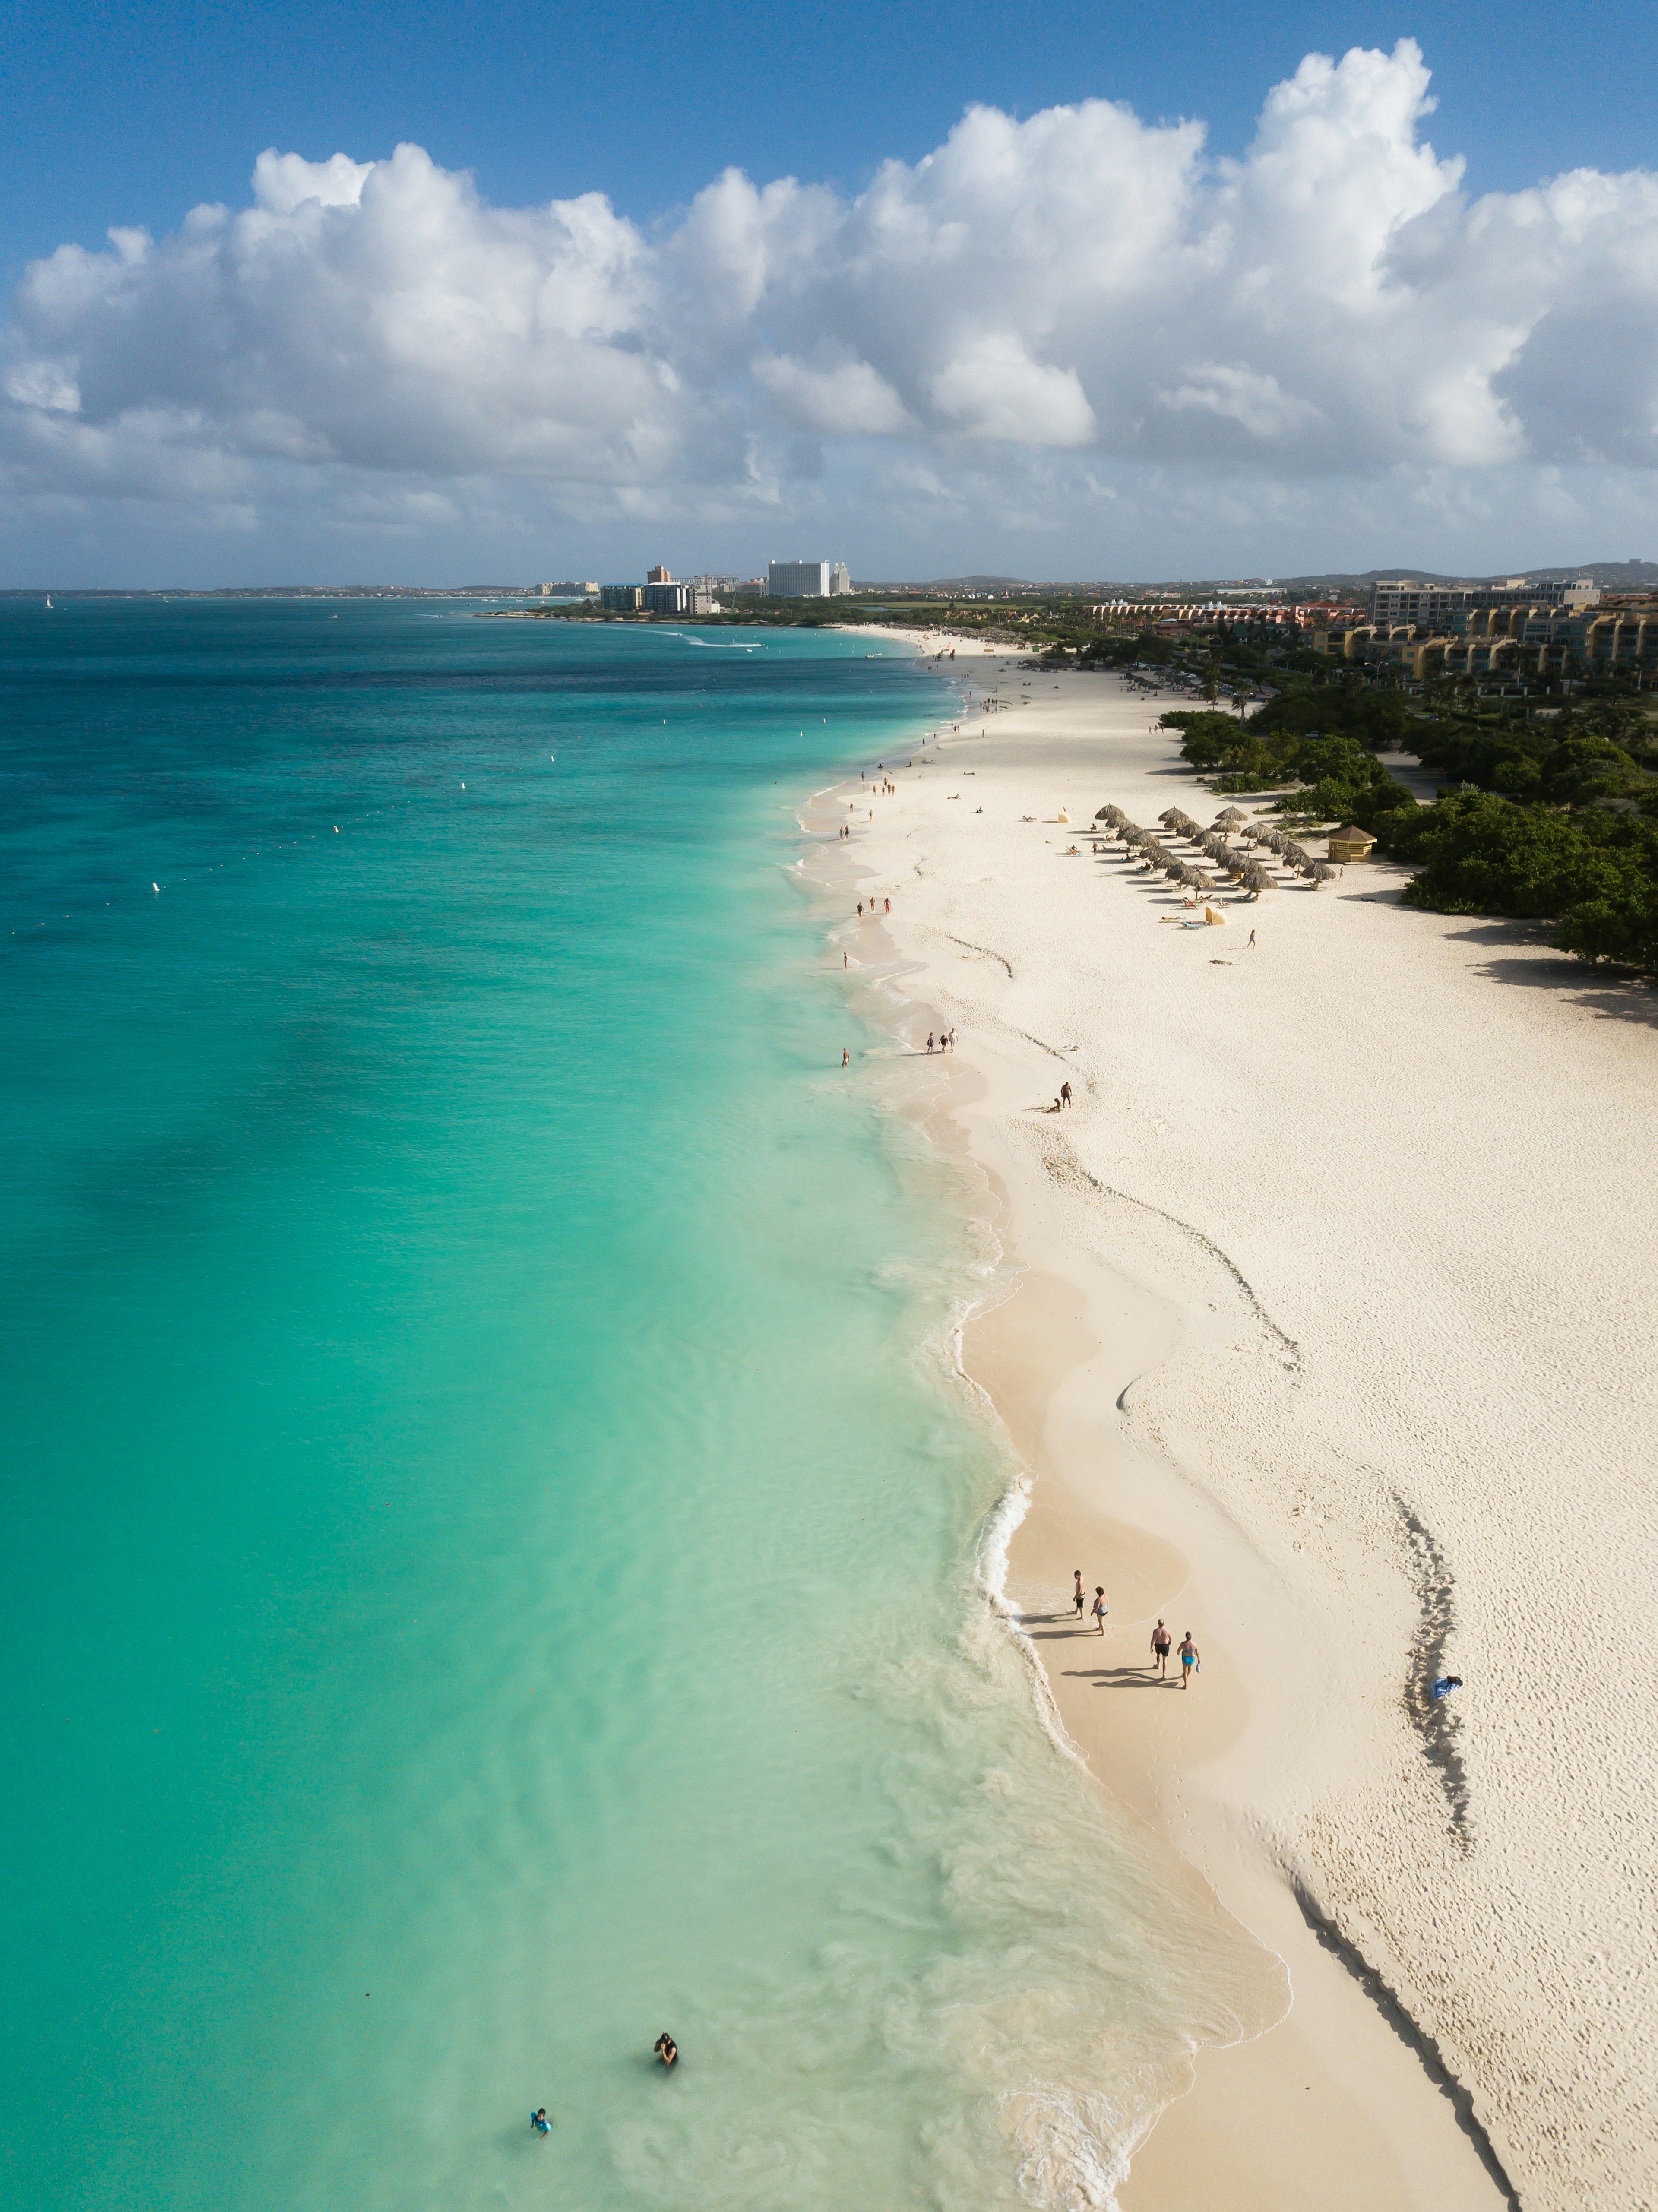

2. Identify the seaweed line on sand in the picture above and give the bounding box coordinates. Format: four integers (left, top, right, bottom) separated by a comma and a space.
1034, 1138, 1302, 1373
1396, 1491, 1474, 1851
1290, 1878, 1521, 2209
941, 931, 1015, 980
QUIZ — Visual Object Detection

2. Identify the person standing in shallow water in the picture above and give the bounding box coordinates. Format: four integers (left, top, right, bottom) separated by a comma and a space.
1177, 1631, 1200, 1687
1092, 1586, 1109, 1634
1150, 1620, 1172, 1676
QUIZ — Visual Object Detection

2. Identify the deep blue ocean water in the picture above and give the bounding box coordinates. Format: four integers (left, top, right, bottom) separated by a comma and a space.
0, 601, 1269, 2212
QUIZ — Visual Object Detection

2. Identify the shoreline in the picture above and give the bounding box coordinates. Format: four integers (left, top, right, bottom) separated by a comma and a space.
803, 642, 1658, 2209
793, 756, 1505, 2209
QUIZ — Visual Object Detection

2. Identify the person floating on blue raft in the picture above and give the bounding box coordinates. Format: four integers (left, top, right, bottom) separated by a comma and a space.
1431, 1675, 1464, 1701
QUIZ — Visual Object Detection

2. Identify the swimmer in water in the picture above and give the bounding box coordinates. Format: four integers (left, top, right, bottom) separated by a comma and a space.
530, 2108, 550, 2136
654, 2032, 678, 2069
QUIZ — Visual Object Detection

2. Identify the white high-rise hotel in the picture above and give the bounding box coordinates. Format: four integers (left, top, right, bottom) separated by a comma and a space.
769, 560, 853, 598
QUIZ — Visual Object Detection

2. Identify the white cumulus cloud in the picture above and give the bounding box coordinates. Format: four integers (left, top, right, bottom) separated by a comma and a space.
5, 38, 1658, 573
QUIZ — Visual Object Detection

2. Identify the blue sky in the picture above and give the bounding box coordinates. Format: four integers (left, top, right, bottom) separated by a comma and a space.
3, 0, 1657, 584
6, 0, 1652, 274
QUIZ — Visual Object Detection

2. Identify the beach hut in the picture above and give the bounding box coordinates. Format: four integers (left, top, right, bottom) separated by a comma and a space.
1328, 824, 1377, 864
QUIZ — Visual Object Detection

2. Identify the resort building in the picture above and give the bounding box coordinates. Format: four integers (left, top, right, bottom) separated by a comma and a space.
640, 581, 690, 614
829, 562, 852, 596
597, 577, 719, 615
1319, 601, 1658, 684
769, 560, 831, 598
1366, 578, 1598, 625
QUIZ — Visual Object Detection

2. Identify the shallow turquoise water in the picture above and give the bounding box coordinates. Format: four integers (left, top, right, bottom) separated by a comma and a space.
0, 602, 1269, 2211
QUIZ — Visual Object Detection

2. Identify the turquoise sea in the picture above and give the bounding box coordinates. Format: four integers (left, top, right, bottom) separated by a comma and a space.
0, 601, 1271, 2212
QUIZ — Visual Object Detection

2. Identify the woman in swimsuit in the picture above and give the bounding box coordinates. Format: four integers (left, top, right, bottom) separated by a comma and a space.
654, 2032, 678, 2069
1091, 1587, 1108, 1635
1177, 1633, 1200, 1687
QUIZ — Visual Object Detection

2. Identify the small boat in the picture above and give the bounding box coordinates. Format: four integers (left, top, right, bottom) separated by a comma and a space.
44, 595, 53, 609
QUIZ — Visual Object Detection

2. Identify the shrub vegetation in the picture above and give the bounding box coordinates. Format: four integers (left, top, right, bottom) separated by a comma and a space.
1159, 680, 1658, 972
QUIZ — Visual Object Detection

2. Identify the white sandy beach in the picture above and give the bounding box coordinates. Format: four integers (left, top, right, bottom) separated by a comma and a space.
818, 638, 1658, 2210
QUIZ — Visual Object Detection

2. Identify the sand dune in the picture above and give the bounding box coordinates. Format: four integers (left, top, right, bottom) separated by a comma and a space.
840, 649, 1658, 2211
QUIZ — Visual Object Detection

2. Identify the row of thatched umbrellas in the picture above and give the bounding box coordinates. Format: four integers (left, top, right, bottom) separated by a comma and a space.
1091, 803, 1337, 894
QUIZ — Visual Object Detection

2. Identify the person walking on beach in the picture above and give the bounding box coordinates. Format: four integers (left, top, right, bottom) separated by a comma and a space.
1248, 928, 1256, 949
1060, 1081, 1072, 1108
842, 1047, 849, 1067
1150, 1620, 1171, 1676
926, 1031, 935, 1054
884, 897, 890, 913
1092, 1587, 1109, 1634
1177, 1632, 1200, 1687
1073, 1570, 1086, 1620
